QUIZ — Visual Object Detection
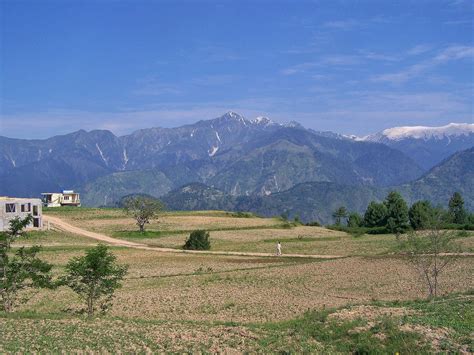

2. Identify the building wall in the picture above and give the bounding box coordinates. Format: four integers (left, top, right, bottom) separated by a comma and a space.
0, 198, 43, 231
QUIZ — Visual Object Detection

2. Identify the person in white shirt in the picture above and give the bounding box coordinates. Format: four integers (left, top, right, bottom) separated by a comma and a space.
276, 241, 282, 256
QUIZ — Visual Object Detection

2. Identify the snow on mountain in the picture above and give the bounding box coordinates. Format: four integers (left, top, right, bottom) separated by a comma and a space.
358, 122, 474, 171
252, 116, 275, 126
362, 123, 474, 142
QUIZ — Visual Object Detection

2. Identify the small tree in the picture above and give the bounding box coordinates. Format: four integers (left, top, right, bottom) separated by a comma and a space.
123, 196, 165, 232
183, 230, 211, 250
409, 200, 433, 230
384, 191, 409, 236
398, 215, 459, 298
0, 216, 53, 312
363, 201, 387, 227
448, 192, 467, 224
332, 206, 348, 226
61, 244, 128, 317
347, 212, 363, 228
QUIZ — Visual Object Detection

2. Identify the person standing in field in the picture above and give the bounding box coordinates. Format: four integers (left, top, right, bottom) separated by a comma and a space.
276, 241, 282, 256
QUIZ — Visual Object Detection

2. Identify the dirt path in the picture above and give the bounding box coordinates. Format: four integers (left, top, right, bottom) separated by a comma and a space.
43, 215, 343, 259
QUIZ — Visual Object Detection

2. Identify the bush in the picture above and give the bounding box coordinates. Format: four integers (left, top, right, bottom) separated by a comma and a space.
441, 223, 474, 231
365, 226, 389, 235
183, 230, 211, 250
305, 221, 321, 227
231, 211, 255, 218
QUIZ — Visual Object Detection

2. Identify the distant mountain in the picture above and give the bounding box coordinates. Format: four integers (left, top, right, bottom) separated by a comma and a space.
360, 123, 474, 170
160, 147, 474, 223
399, 146, 474, 211
0, 112, 423, 201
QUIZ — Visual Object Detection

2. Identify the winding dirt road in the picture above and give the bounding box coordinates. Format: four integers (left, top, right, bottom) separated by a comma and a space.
43, 215, 344, 259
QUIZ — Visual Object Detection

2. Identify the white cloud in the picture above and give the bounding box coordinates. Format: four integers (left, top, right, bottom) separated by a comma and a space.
372, 45, 474, 84
406, 44, 433, 56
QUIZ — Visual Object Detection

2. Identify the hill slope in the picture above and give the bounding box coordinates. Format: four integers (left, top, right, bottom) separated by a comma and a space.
161, 147, 474, 223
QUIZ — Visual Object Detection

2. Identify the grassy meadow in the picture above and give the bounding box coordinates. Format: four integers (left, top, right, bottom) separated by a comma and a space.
1, 207, 473, 352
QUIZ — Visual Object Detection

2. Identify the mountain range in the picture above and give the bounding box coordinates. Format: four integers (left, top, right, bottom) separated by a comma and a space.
359, 122, 474, 170
162, 146, 474, 223
0, 112, 472, 222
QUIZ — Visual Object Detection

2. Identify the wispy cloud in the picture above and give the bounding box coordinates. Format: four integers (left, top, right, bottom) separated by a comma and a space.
132, 76, 183, 96
280, 52, 394, 76
372, 45, 474, 84
321, 19, 359, 30
406, 44, 433, 56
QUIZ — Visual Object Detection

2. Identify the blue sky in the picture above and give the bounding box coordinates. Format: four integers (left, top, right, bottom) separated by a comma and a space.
1, 0, 473, 138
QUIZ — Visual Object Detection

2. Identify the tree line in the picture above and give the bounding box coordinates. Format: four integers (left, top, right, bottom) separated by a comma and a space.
332, 191, 473, 234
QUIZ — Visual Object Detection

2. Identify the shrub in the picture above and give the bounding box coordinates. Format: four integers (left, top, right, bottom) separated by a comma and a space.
365, 226, 389, 235
183, 230, 211, 250
234, 212, 255, 218
306, 221, 321, 227
442, 223, 474, 231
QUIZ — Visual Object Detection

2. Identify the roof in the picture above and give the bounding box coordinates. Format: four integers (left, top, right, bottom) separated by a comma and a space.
0, 196, 42, 202
41, 192, 80, 195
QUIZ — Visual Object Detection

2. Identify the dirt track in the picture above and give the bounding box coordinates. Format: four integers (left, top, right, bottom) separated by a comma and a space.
43, 215, 344, 259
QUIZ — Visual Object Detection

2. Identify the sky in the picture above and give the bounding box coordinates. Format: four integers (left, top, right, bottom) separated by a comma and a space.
1, 0, 473, 139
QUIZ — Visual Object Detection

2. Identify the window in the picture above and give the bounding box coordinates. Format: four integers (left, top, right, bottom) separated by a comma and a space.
21, 203, 31, 212
64, 196, 70, 201
6, 203, 16, 213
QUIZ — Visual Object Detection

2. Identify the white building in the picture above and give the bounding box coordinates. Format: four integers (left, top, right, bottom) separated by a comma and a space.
41, 190, 81, 207
0, 197, 43, 232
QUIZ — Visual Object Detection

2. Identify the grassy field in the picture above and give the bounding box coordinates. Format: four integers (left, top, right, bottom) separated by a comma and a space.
1, 207, 473, 352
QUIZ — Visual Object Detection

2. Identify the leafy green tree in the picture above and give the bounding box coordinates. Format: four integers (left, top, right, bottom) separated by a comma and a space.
409, 200, 433, 230
0, 216, 53, 312
183, 230, 211, 250
280, 211, 289, 222
384, 191, 409, 235
363, 201, 387, 227
123, 196, 165, 232
448, 192, 467, 224
61, 244, 128, 317
469, 213, 474, 225
332, 206, 348, 226
347, 212, 363, 228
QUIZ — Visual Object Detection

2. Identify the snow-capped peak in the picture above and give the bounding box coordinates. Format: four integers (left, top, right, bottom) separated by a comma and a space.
363, 123, 474, 142
252, 116, 274, 126
224, 111, 244, 120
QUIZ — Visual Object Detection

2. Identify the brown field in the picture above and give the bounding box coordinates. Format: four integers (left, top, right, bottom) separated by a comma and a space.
2, 208, 473, 352
23, 250, 473, 323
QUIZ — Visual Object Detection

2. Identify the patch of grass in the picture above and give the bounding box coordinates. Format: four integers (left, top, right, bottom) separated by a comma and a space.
262, 236, 342, 243
394, 294, 473, 350
257, 307, 429, 353
113, 224, 292, 239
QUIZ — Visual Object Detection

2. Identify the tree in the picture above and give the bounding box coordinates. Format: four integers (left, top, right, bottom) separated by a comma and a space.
183, 230, 211, 250
123, 196, 165, 232
363, 201, 387, 227
398, 214, 459, 298
332, 206, 348, 226
0, 216, 53, 312
347, 212, 363, 228
409, 200, 433, 230
61, 244, 128, 317
448, 192, 467, 224
384, 191, 409, 236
